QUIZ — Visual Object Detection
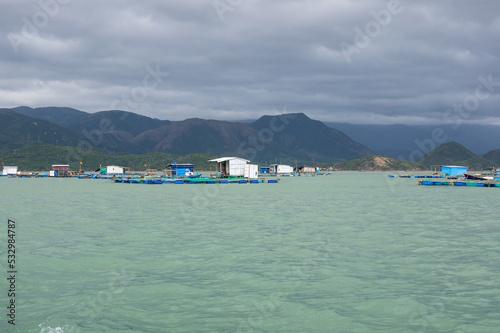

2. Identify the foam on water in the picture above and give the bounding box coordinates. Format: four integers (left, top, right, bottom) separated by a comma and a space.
38, 324, 66, 333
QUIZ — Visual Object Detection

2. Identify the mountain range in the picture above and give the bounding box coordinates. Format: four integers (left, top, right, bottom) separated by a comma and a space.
2, 106, 500, 169
0, 108, 85, 151
3, 107, 373, 164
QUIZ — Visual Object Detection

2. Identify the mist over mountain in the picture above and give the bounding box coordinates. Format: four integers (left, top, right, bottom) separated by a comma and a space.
327, 122, 500, 158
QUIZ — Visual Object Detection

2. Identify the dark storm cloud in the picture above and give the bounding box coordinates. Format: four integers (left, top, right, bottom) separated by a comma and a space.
1, 0, 499, 124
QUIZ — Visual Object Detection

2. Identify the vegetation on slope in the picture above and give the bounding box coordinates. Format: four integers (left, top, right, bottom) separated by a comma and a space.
0, 145, 215, 171
9, 108, 374, 164
319, 155, 426, 171
0, 109, 84, 152
417, 142, 497, 170
483, 149, 500, 165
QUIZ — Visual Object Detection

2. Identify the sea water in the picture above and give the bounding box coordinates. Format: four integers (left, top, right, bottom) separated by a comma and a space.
0, 173, 499, 332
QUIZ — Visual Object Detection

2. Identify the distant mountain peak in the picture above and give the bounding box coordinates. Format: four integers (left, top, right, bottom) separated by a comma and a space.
418, 141, 496, 170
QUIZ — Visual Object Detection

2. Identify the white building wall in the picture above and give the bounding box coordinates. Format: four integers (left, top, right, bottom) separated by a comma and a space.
277, 165, 294, 174
229, 159, 247, 177
2, 166, 18, 175
245, 164, 259, 179
107, 166, 124, 174
300, 166, 317, 173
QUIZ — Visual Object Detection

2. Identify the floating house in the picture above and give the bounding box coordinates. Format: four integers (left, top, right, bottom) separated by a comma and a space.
441, 165, 468, 176
269, 164, 294, 175
295, 166, 318, 174
245, 164, 259, 179
208, 157, 258, 179
165, 163, 194, 177
2, 166, 18, 176
51, 164, 69, 177
106, 165, 125, 174
95, 166, 128, 174
260, 167, 270, 174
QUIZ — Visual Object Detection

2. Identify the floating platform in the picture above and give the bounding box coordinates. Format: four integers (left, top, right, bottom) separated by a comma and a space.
389, 175, 447, 179
418, 180, 500, 187
112, 177, 277, 184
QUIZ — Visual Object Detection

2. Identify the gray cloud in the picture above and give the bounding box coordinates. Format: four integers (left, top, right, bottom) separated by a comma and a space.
1, 0, 499, 124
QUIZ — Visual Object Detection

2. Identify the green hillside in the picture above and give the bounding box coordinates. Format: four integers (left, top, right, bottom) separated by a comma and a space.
13, 106, 89, 127
418, 142, 496, 170
0, 145, 215, 172
250, 113, 374, 164
68, 110, 169, 136
322, 155, 426, 171
0, 109, 84, 151
9, 107, 374, 164
483, 149, 500, 165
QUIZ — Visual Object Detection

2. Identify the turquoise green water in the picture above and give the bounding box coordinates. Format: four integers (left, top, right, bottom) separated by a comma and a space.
1, 173, 499, 332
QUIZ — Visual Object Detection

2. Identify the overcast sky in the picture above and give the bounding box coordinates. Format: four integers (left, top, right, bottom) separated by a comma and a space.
1, 0, 499, 124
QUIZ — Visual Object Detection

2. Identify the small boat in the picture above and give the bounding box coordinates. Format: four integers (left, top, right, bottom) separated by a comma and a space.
464, 174, 488, 181
77, 174, 94, 179
187, 174, 202, 179
465, 168, 500, 180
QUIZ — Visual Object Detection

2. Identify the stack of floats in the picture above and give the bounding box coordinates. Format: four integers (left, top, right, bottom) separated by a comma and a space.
113, 177, 279, 184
